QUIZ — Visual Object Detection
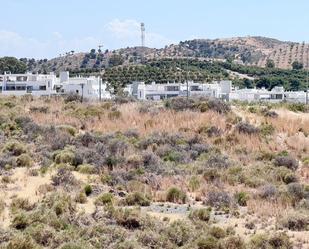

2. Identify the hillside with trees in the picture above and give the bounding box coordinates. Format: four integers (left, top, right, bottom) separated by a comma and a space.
24, 36, 309, 74
1, 36, 309, 92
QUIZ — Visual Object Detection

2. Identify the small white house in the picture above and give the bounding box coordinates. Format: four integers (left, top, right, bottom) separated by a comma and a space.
0, 71, 111, 100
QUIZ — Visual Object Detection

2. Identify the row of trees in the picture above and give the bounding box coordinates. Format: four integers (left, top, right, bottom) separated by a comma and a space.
226, 61, 308, 91
0, 57, 27, 74
266, 59, 304, 70
0, 55, 307, 91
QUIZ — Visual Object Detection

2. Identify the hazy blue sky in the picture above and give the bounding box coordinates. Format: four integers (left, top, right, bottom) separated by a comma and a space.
1, 0, 309, 58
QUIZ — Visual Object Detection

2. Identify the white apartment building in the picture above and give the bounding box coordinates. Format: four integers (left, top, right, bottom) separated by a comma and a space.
127, 80, 233, 100
58, 72, 111, 100
0, 72, 58, 96
127, 81, 308, 104
229, 86, 285, 103
0, 71, 111, 100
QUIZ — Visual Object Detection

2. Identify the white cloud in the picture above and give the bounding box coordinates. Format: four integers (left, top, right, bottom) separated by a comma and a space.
106, 19, 140, 39
0, 30, 100, 59
106, 19, 175, 48
0, 19, 174, 58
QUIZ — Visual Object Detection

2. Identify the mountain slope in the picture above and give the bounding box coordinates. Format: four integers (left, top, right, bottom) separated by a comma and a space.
24, 36, 308, 73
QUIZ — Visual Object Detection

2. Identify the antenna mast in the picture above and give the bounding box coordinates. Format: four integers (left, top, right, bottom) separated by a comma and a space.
141, 23, 145, 47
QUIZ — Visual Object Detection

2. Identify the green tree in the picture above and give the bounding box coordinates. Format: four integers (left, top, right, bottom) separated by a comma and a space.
290, 79, 301, 91
266, 59, 275, 69
0, 57, 27, 74
109, 54, 124, 67
292, 61, 303, 70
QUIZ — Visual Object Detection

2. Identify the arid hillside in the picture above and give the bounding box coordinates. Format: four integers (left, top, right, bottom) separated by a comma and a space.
24, 36, 309, 74
0, 95, 308, 248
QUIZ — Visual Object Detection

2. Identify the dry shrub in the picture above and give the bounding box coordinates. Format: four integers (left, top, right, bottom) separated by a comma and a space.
258, 184, 278, 200
205, 190, 232, 209
51, 168, 77, 187
189, 208, 211, 222
279, 211, 309, 231
235, 122, 260, 135
274, 156, 299, 171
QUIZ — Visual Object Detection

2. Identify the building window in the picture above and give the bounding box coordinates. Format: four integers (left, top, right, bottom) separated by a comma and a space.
16, 86, 26, 91
165, 86, 179, 91
39, 85, 47, 90
190, 86, 200, 91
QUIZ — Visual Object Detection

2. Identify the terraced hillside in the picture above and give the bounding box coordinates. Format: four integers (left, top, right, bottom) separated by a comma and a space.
24, 36, 309, 73
258, 43, 309, 69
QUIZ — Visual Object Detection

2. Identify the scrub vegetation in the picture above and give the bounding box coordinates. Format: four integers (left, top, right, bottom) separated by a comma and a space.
0, 95, 308, 249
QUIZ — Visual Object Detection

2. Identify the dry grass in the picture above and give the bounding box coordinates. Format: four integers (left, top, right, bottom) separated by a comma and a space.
29, 100, 227, 135
247, 199, 292, 218
269, 109, 309, 135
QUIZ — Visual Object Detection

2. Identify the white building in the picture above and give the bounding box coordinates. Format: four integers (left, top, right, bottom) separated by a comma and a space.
0, 71, 111, 100
127, 81, 308, 104
229, 86, 285, 103
0, 72, 58, 96
58, 72, 111, 100
128, 80, 233, 101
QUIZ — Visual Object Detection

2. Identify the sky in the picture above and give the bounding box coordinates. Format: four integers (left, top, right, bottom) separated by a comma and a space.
1, 0, 309, 59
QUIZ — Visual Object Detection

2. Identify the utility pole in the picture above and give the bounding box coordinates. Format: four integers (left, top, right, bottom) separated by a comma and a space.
141, 23, 145, 47
184, 43, 190, 100
81, 83, 84, 103
186, 58, 189, 100
98, 44, 103, 101
305, 44, 309, 104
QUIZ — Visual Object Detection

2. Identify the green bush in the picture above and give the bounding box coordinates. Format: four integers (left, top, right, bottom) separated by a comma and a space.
203, 168, 221, 182
75, 191, 87, 204
6, 234, 38, 249
250, 232, 293, 249
274, 167, 298, 184
189, 208, 211, 222
108, 110, 122, 120
15, 153, 33, 168
113, 208, 143, 229
57, 125, 77, 136
101, 174, 112, 184
197, 236, 218, 249
166, 187, 187, 204
166, 220, 193, 247
260, 123, 275, 136
219, 235, 246, 249
234, 191, 249, 206
280, 212, 309, 231
188, 176, 200, 192
77, 164, 96, 174
11, 212, 29, 229
287, 103, 308, 112
125, 192, 151, 206
95, 193, 114, 206
10, 197, 34, 212
209, 226, 226, 239
84, 184, 93, 196
53, 148, 82, 167
249, 234, 269, 249
3, 140, 27, 156
268, 233, 293, 249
